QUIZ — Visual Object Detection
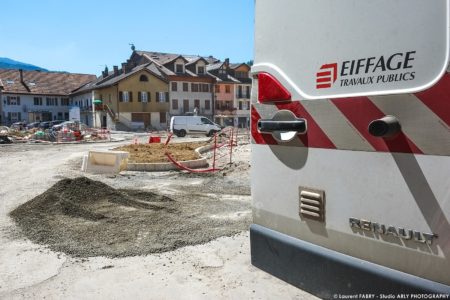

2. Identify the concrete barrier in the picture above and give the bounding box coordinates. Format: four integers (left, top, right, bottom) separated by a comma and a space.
82, 150, 129, 174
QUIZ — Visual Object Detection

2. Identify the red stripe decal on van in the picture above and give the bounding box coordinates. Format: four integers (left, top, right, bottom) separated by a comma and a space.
251, 106, 278, 145
275, 102, 336, 149
332, 97, 423, 154
415, 73, 450, 126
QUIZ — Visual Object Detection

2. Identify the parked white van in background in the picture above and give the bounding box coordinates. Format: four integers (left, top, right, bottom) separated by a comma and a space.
251, 0, 450, 297
170, 116, 221, 137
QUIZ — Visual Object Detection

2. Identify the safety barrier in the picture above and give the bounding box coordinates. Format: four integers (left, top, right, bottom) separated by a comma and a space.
164, 126, 241, 173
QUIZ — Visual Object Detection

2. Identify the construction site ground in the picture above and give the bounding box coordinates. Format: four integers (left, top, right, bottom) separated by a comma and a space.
0, 132, 316, 299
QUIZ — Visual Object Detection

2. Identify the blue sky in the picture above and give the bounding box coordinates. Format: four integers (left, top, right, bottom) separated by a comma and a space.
0, 0, 254, 75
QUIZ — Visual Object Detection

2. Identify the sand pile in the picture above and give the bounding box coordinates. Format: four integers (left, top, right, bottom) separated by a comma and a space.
10, 177, 250, 257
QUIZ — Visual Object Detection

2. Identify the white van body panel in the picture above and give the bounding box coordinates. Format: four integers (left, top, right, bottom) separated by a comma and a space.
253, 0, 449, 99
251, 0, 450, 292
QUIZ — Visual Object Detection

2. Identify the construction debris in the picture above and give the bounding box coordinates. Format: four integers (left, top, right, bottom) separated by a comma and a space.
9, 177, 251, 258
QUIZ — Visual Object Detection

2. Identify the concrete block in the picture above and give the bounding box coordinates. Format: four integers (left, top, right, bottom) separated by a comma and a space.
84, 150, 129, 174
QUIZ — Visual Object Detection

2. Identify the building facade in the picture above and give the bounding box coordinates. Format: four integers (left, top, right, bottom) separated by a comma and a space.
0, 69, 95, 125
128, 51, 218, 121
72, 63, 170, 130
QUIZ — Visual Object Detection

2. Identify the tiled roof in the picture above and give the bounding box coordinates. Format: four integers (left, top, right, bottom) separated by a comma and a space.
206, 62, 224, 72
73, 63, 168, 94
0, 69, 96, 95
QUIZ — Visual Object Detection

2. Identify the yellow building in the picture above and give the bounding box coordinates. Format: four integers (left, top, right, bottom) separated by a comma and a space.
73, 63, 169, 130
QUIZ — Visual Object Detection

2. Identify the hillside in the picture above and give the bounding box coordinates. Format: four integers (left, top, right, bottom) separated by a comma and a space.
0, 57, 48, 71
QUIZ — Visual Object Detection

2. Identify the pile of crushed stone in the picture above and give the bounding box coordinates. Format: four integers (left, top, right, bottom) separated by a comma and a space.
10, 177, 250, 257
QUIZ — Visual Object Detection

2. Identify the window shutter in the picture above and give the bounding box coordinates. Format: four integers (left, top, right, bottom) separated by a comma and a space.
129, 92, 133, 102
138, 91, 142, 102
119, 91, 123, 102
7, 96, 10, 105
8, 112, 11, 121
18, 112, 21, 120
17, 96, 21, 105
165, 92, 169, 103
147, 92, 150, 102
156, 92, 159, 102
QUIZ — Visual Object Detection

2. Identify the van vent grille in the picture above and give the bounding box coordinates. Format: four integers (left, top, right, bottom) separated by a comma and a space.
299, 187, 325, 222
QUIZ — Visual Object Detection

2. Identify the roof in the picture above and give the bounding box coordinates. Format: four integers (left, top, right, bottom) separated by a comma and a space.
136, 50, 219, 67
206, 62, 224, 72
229, 63, 250, 70
0, 69, 96, 95
73, 63, 168, 94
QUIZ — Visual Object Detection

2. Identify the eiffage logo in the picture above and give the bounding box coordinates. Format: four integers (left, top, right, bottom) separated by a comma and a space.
316, 63, 338, 89
315, 51, 417, 90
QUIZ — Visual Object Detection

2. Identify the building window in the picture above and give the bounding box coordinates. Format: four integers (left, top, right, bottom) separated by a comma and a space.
197, 66, 205, 75
64, 112, 69, 120
235, 71, 248, 78
219, 69, 226, 75
58, 112, 63, 120
191, 83, 199, 92
175, 64, 184, 73
183, 82, 189, 92
61, 98, 70, 106
120, 91, 130, 102
33, 97, 43, 106
225, 85, 231, 93
138, 91, 149, 102
156, 92, 169, 102
139, 74, 148, 82
246, 86, 251, 98
215, 85, 220, 93
171, 82, 177, 91
194, 99, 200, 109
201, 84, 209, 92
46, 97, 58, 106
6, 96, 20, 106
172, 99, 178, 110
205, 100, 211, 110
160, 112, 167, 123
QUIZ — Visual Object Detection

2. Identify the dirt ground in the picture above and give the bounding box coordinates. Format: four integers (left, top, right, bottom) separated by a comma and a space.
0, 133, 315, 299
10, 175, 251, 257
114, 142, 207, 163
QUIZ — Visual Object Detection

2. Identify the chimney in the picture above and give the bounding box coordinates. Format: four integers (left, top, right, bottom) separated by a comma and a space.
113, 65, 119, 76
19, 69, 24, 83
122, 63, 127, 74
224, 58, 230, 65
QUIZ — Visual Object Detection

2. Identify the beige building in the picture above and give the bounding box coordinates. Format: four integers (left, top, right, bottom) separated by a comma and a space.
72, 63, 169, 130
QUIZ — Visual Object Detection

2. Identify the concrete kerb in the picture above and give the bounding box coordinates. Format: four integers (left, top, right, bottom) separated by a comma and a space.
126, 144, 214, 172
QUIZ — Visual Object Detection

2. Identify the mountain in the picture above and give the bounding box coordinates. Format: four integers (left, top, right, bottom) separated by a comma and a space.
0, 57, 48, 71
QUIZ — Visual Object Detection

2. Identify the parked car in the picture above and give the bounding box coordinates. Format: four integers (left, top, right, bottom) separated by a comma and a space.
39, 121, 52, 130
11, 122, 27, 130
25, 122, 41, 130
170, 116, 221, 137
51, 120, 65, 126
52, 121, 87, 132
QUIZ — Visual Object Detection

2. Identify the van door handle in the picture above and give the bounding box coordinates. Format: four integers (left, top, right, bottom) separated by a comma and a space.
257, 119, 306, 133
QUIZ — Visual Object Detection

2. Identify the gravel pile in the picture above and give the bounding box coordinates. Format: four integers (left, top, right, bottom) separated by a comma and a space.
10, 177, 251, 257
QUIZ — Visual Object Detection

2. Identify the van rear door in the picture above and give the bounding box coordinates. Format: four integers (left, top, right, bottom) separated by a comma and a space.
251, 0, 450, 296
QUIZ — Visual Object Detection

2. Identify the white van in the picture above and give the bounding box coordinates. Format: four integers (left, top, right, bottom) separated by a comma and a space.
251, 0, 450, 297
169, 116, 221, 137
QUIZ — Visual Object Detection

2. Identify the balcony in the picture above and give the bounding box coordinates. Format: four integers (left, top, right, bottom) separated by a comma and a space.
215, 107, 237, 115
236, 93, 251, 99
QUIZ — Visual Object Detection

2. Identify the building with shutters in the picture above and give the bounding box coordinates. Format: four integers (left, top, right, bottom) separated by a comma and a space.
72, 63, 169, 130
128, 51, 218, 120
207, 59, 252, 127
0, 69, 95, 125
